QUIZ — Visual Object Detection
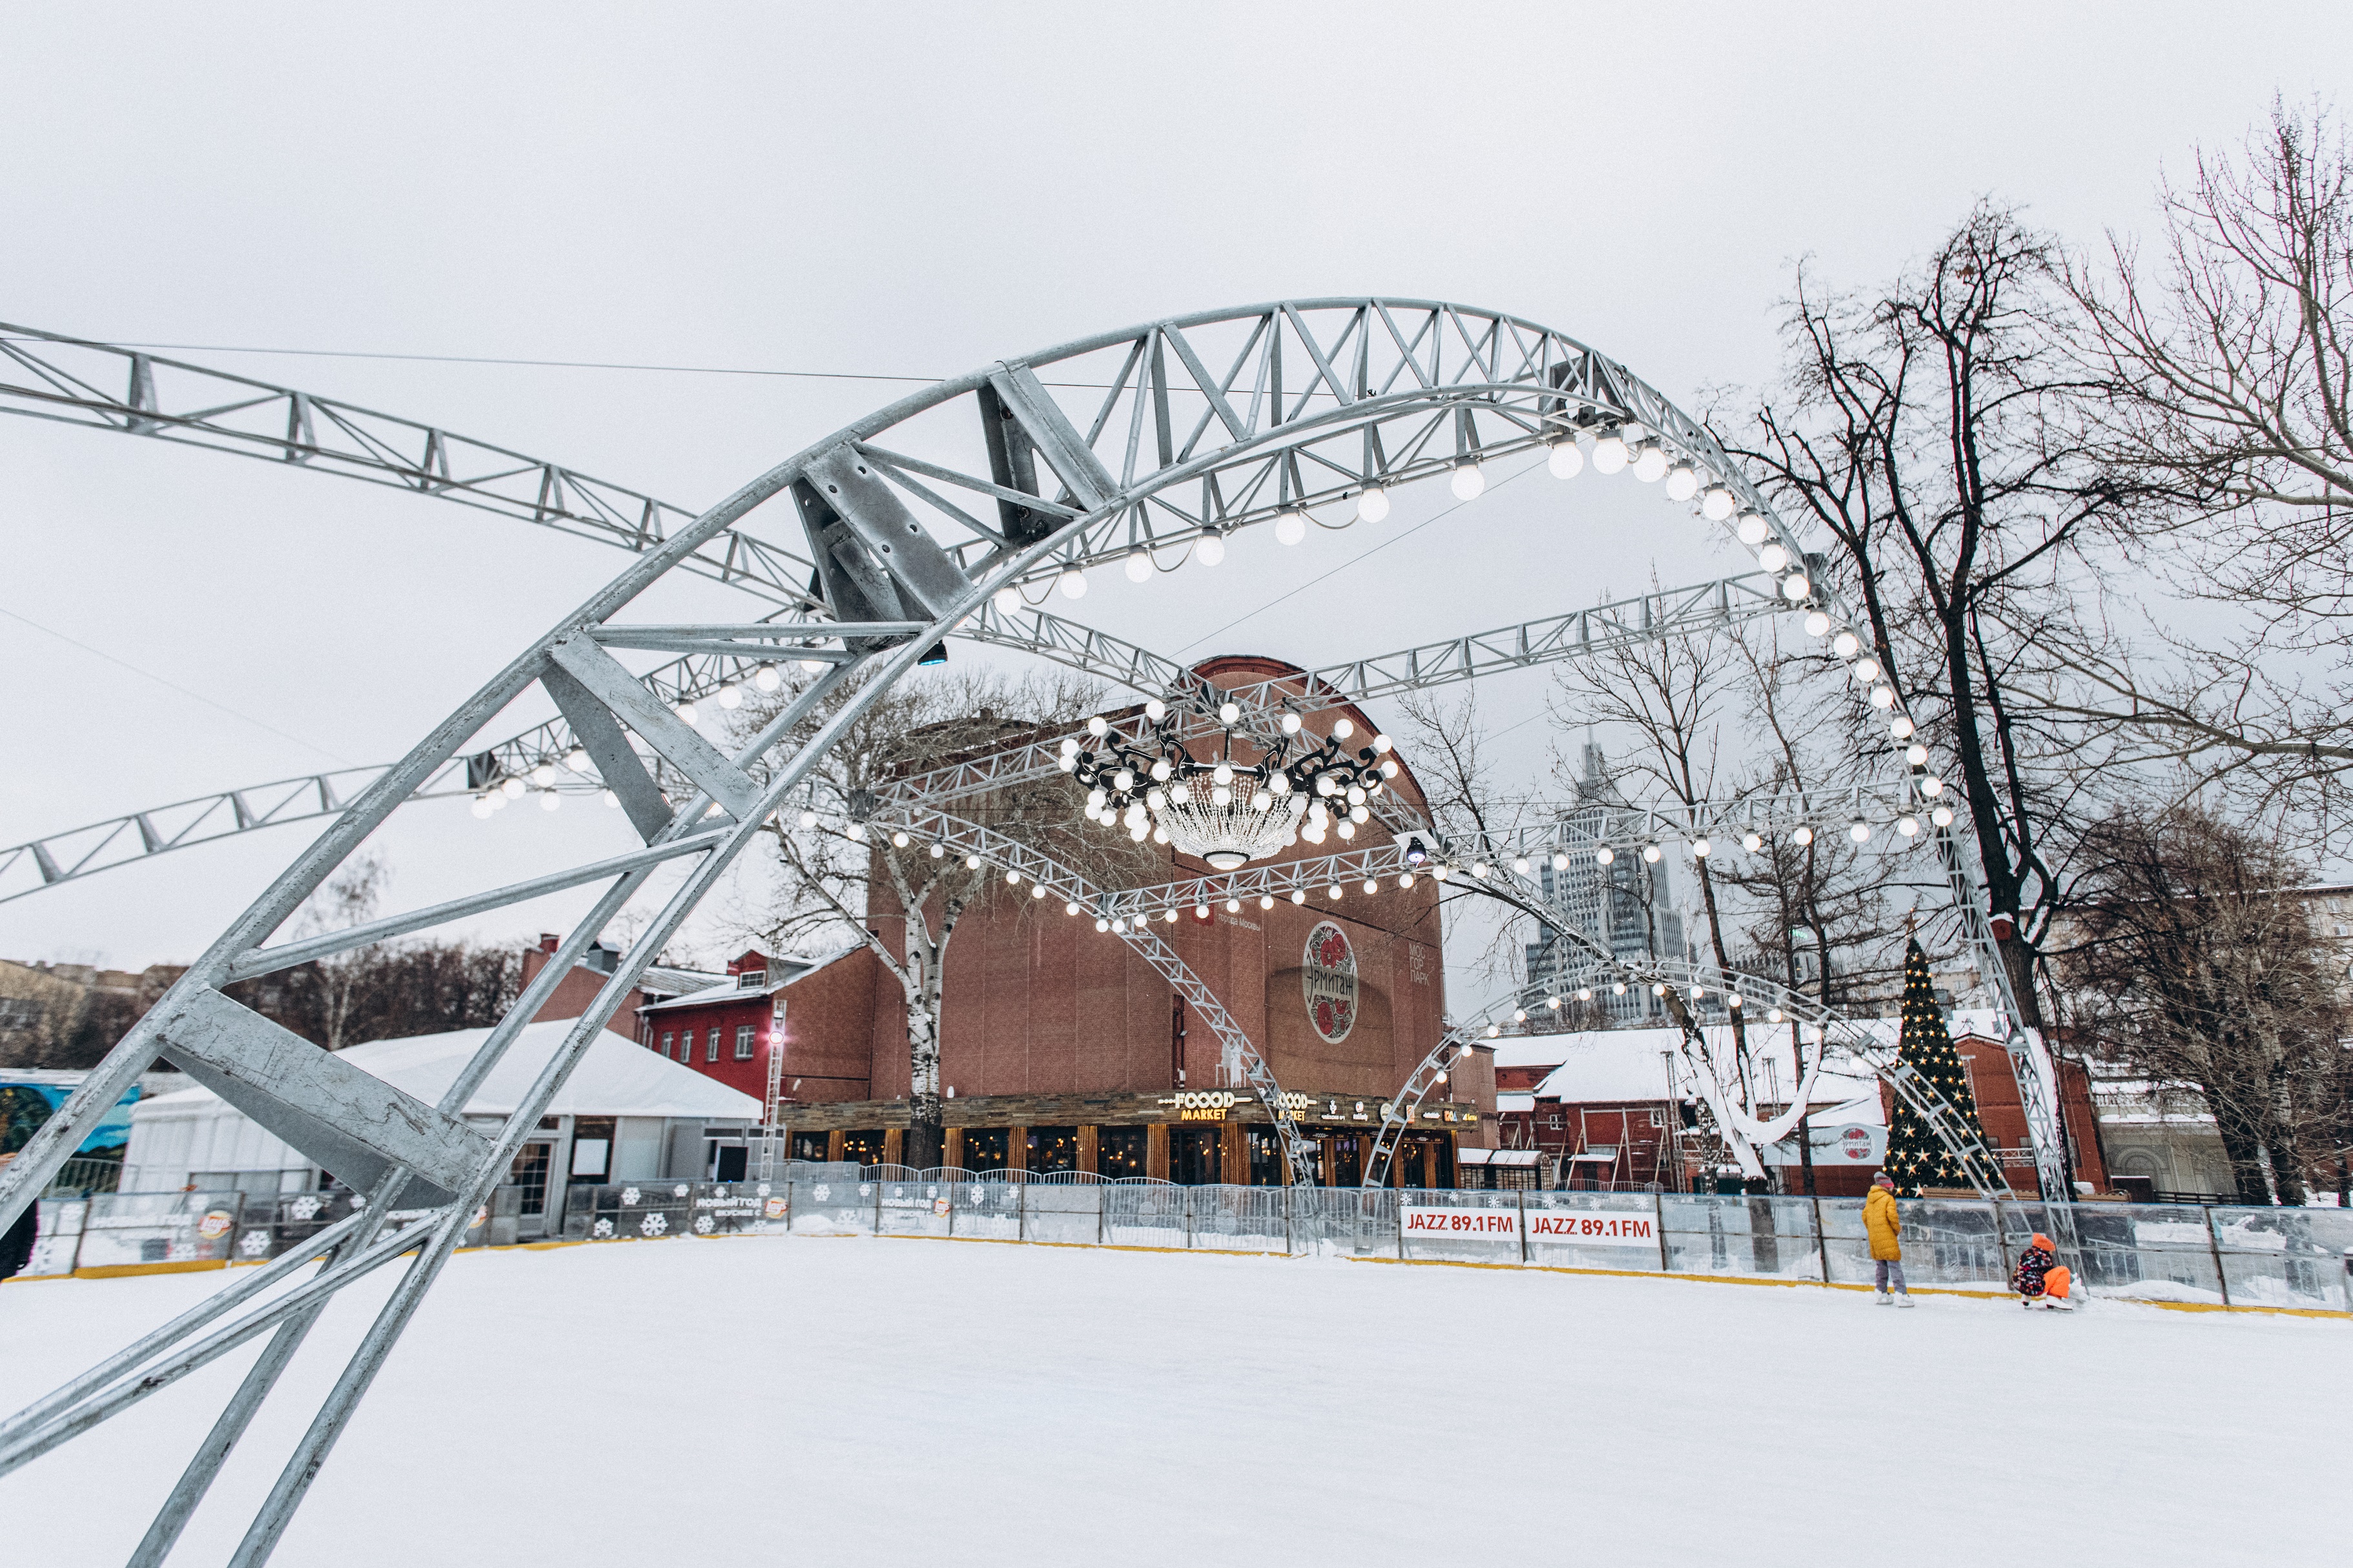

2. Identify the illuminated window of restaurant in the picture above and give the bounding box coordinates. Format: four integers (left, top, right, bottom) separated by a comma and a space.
1096, 1126, 1147, 1178
1027, 1126, 1079, 1174
960, 1127, 1009, 1171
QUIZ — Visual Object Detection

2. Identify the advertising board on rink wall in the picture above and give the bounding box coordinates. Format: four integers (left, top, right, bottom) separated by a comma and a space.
1399, 1203, 1658, 1248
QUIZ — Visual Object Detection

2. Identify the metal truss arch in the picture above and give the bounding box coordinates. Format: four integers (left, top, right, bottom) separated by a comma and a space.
0, 296, 2059, 1563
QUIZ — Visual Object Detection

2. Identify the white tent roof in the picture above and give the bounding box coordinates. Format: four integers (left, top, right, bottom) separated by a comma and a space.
136, 1019, 761, 1123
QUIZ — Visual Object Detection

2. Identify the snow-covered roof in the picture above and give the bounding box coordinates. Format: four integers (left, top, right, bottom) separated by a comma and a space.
638, 944, 864, 1014
1523, 1024, 1880, 1108
1458, 1148, 1542, 1166
135, 1019, 759, 1123
1496, 1092, 1536, 1113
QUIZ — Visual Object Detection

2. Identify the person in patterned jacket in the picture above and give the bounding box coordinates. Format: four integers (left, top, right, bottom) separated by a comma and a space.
2011, 1232, 2073, 1308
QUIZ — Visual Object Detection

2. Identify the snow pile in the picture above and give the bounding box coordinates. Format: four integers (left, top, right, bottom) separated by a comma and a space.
1, 1235, 2343, 1565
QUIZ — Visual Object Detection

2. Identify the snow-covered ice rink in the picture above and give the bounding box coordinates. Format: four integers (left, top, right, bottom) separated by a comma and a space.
4, 1235, 2344, 1565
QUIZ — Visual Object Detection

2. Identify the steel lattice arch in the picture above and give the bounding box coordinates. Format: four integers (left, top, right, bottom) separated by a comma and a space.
0, 300, 2073, 1563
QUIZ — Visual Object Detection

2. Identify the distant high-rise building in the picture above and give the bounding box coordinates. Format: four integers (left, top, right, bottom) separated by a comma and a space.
1524, 743, 1685, 1023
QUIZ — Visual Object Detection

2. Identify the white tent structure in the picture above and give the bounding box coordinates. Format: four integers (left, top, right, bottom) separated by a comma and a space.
124, 1020, 760, 1236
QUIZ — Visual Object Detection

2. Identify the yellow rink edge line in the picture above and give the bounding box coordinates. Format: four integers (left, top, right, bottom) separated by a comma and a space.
10, 1230, 2345, 1319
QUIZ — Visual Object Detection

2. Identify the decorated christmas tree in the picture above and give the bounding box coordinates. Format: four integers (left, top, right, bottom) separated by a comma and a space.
1880, 938, 1992, 1196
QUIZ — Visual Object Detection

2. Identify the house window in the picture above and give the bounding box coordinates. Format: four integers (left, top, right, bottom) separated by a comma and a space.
706, 1028, 721, 1064
735, 1024, 756, 1061
738, 970, 768, 990
661, 1032, 675, 1059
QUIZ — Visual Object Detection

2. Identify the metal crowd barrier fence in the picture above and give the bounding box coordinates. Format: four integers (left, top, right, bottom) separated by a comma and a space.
553, 1176, 2353, 1311
21, 1177, 2348, 1314
20, 1185, 503, 1276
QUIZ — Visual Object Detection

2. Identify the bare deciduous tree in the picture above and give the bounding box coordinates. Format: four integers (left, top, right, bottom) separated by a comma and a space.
2056, 100, 2353, 828
1723, 204, 2137, 1028
741, 666, 1141, 1170
2055, 802, 2349, 1205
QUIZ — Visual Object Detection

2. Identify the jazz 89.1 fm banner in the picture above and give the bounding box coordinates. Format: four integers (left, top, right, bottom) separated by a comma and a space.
1399, 1204, 1658, 1248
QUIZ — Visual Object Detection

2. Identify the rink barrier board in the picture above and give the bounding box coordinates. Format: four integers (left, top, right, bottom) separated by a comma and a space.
15, 1172, 2350, 1318
12, 1223, 2347, 1319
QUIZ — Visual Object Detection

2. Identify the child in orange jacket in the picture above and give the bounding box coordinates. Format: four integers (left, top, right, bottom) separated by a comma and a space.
2011, 1232, 2075, 1309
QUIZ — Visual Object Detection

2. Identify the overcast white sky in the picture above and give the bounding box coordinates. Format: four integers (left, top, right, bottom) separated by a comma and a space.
1, 3, 2342, 993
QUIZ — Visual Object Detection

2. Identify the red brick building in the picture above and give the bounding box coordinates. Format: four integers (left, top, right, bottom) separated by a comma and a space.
633, 657, 1486, 1185
1492, 1020, 2109, 1197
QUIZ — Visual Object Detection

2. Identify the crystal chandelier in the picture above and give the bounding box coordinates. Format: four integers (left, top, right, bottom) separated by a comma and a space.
1060, 698, 1398, 871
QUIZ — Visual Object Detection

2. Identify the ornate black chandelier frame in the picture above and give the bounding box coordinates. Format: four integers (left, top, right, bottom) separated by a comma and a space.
1060, 699, 1397, 869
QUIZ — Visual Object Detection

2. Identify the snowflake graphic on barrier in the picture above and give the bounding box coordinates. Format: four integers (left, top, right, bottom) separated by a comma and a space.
592, 1218, 614, 1239
288, 1196, 322, 1221
755, 1184, 771, 1197
812, 1184, 830, 1202
238, 1230, 270, 1257
671, 1185, 688, 1198
640, 1214, 668, 1237
621, 1187, 640, 1206
693, 1214, 714, 1235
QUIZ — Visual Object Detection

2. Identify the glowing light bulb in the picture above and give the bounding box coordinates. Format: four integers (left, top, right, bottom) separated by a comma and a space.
1849, 820, 1872, 843
602, 789, 619, 809
1742, 832, 1763, 852
1665, 463, 1700, 501
798, 809, 818, 828
1781, 574, 1812, 601
1226, 899, 1241, 913
1692, 837, 1711, 858
1896, 815, 1920, 838
1356, 485, 1390, 523
1280, 713, 1302, 735
1450, 462, 1486, 500
1275, 509, 1307, 545
1793, 826, 1815, 846
501, 777, 526, 799
1854, 657, 1882, 683
1124, 549, 1151, 582
471, 798, 492, 819
1197, 533, 1226, 567
965, 854, 982, 869
752, 665, 780, 693
891, 831, 910, 848
1333, 719, 1354, 739
1870, 686, 1895, 709
1290, 890, 1306, 904
1547, 440, 1583, 479
1642, 843, 1662, 863
1700, 486, 1736, 521
1096, 918, 1111, 932
1758, 542, 1790, 573
531, 764, 555, 786
994, 585, 1021, 614
674, 702, 699, 724
1737, 513, 1771, 546
1552, 852, 1570, 870
1363, 880, 1379, 895
1596, 846, 1615, 864
1931, 806, 1954, 827
1592, 433, 1629, 473
539, 792, 560, 812
1906, 744, 1929, 766
1058, 567, 1087, 599
1067, 901, 1080, 915
1833, 631, 1860, 659
1512, 857, 1531, 875
1260, 895, 1274, 910
564, 749, 590, 773
1633, 445, 1669, 482
1804, 611, 1831, 636
1088, 716, 1109, 737
1891, 716, 1916, 738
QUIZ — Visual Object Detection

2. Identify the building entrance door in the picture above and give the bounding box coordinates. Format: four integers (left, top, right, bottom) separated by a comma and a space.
1169, 1126, 1223, 1185
508, 1141, 553, 1237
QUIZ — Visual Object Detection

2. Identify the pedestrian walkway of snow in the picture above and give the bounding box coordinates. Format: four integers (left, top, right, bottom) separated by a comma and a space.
3, 1235, 2343, 1565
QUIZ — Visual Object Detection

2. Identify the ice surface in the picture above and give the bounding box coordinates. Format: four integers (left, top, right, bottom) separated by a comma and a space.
2, 1234, 2345, 1565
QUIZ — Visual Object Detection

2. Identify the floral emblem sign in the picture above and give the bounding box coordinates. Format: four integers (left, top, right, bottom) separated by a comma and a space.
1302, 921, 1358, 1044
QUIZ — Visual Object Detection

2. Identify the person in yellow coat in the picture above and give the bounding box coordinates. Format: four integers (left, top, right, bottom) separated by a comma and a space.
1864, 1172, 1913, 1306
